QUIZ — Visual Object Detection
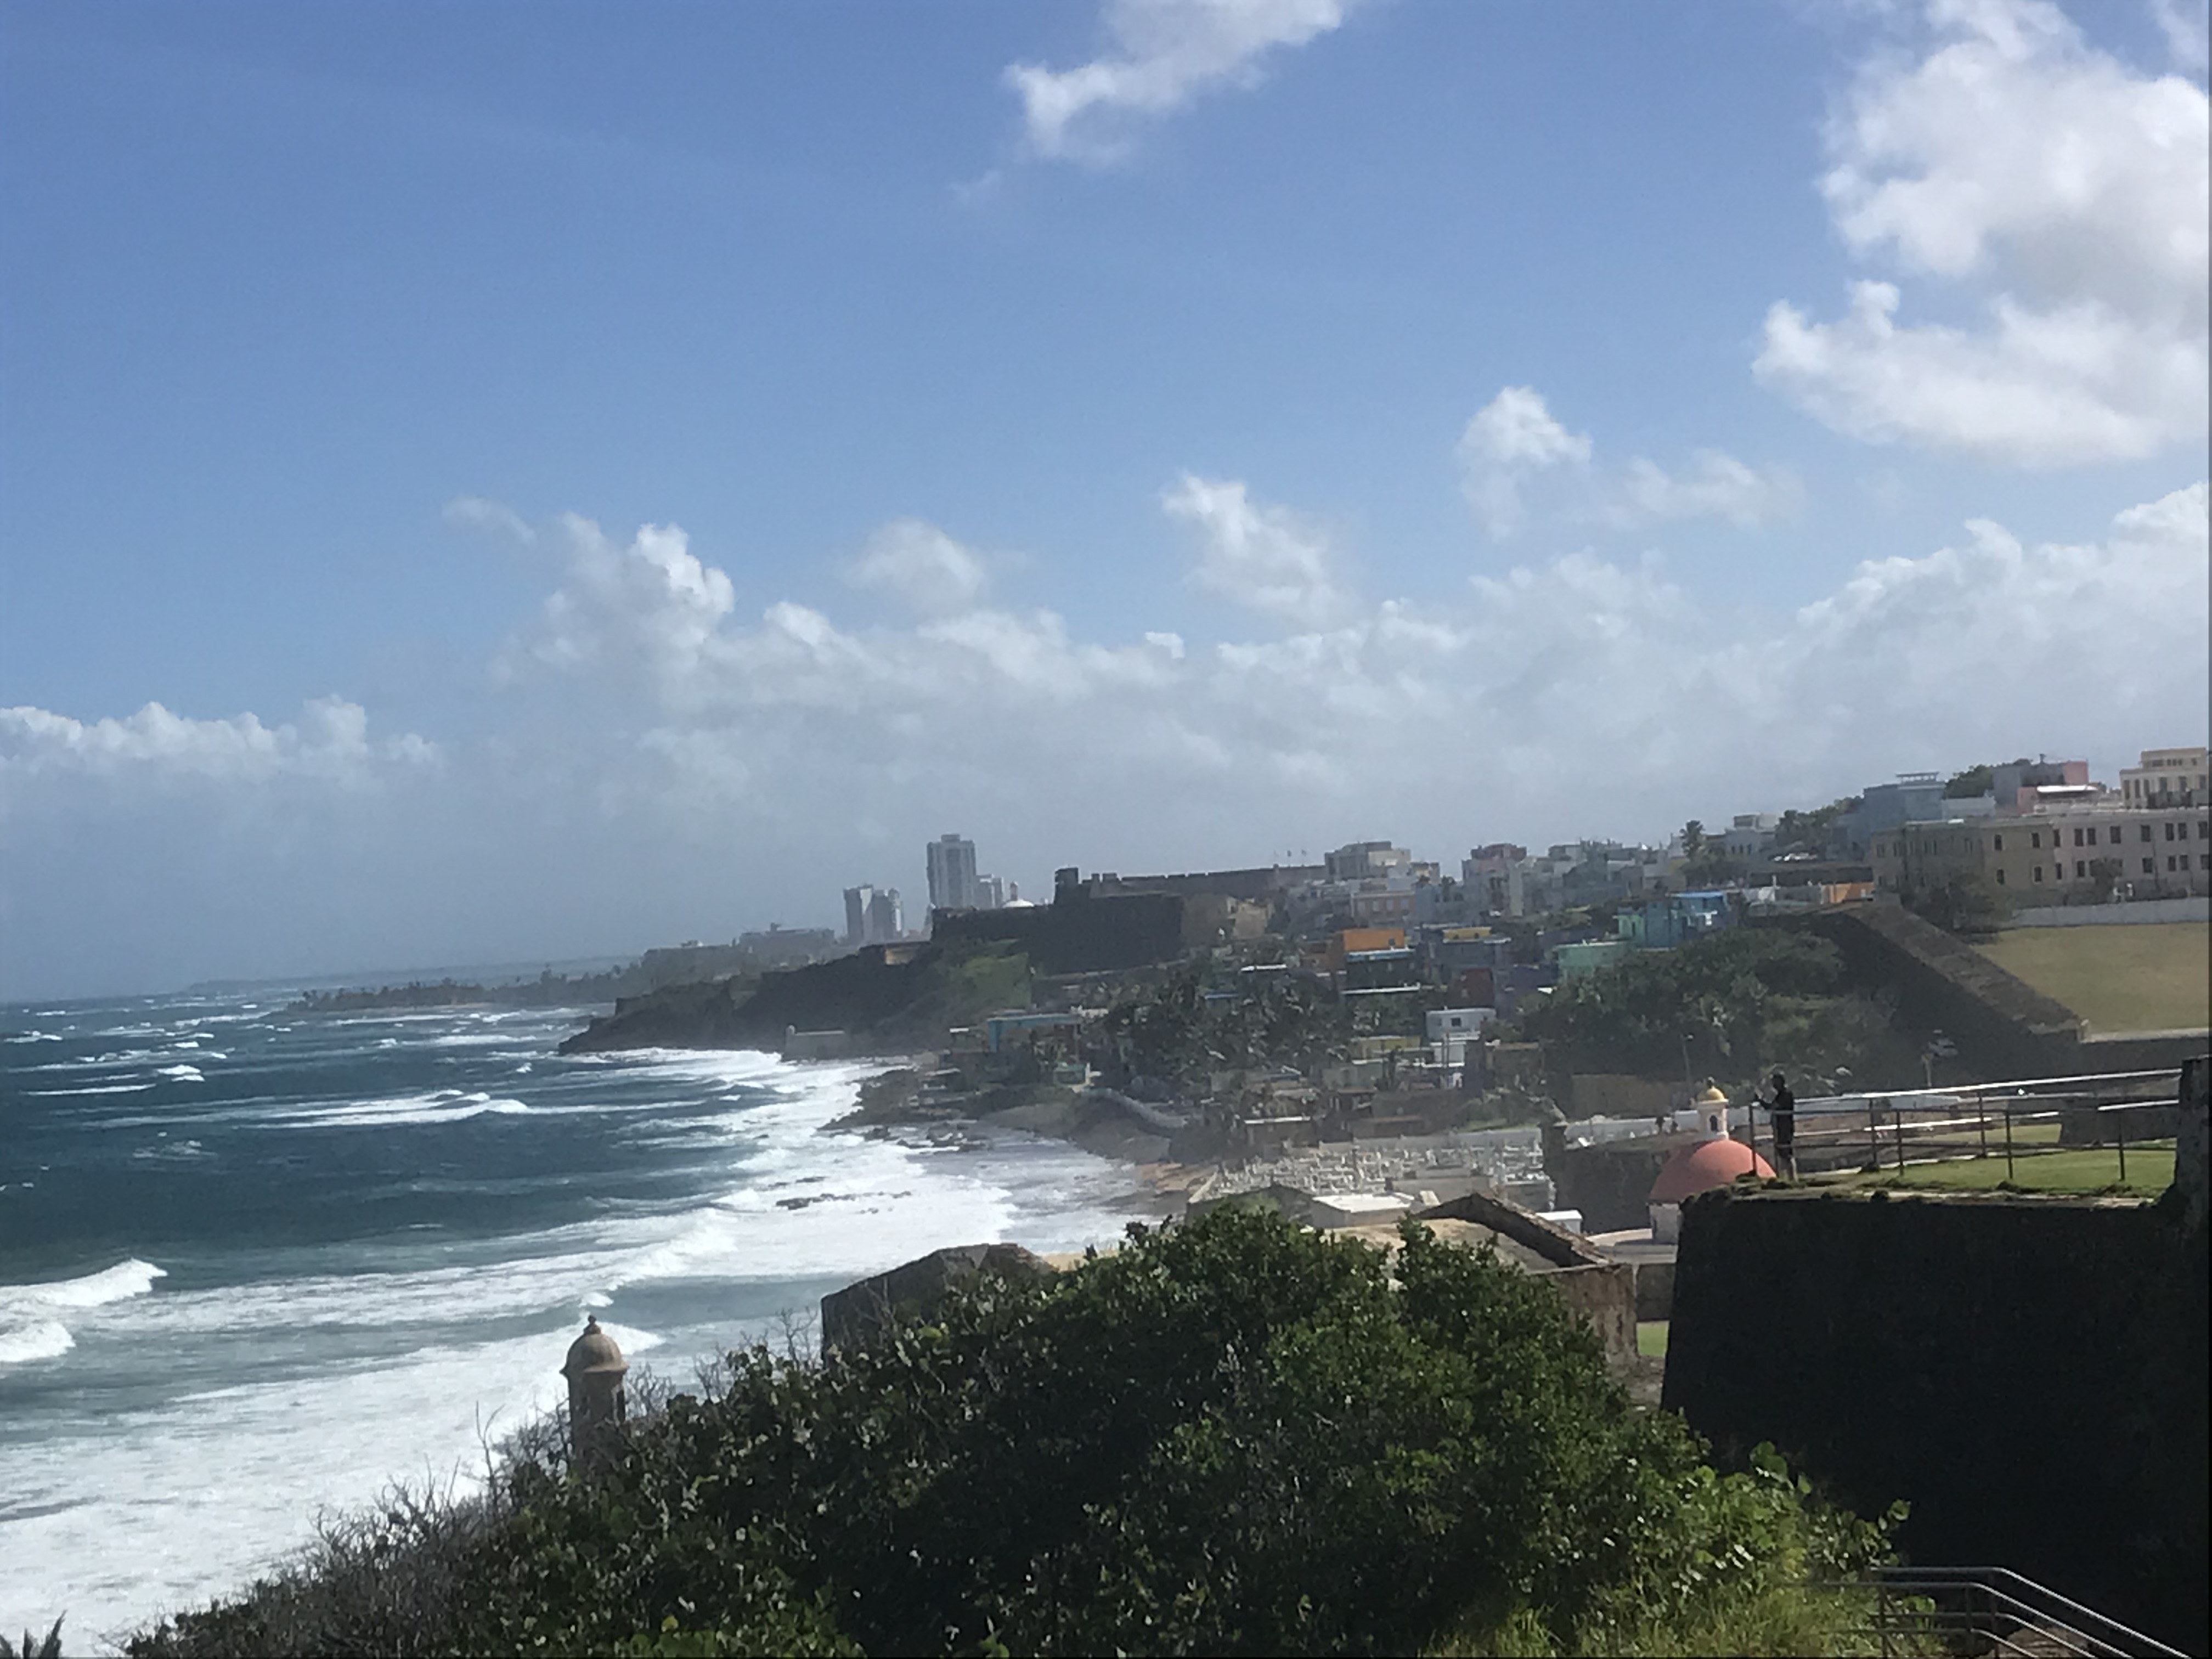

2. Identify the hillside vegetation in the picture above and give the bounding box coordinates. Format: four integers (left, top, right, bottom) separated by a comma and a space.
1513, 930, 1920, 1092
126, 1209, 1903, 1658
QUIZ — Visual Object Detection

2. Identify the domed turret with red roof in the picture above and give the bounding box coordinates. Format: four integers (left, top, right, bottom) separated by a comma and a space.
1649, 1137, 1774, 1205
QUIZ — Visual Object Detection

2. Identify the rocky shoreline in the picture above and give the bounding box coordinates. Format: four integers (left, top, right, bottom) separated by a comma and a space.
823, 1062, 1201, 1218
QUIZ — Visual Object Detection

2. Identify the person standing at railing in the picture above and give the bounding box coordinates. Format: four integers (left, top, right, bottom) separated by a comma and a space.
1761, 1071, 1796, 1177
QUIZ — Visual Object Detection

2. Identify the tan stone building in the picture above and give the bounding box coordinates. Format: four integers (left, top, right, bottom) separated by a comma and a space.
1872, 801, 2212, 902
2120, 746, 2208, 808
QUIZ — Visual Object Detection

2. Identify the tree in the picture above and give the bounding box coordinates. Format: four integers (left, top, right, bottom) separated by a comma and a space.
1680, 820, 1708, 864
1944, 764, 1995, 799
1906, 871, 2011, 935
1513, 927, 1914, 1086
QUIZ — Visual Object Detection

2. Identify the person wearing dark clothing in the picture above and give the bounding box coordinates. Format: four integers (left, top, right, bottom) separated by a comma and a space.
1765, 1071, 1796, 1177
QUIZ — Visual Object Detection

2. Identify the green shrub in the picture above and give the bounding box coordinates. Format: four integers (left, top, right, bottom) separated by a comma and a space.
131, 1206, 1902, 1656
453, 1207, 1898, 1656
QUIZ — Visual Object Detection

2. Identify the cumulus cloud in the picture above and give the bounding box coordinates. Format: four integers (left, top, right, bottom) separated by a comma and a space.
843, 518, 992, 615
1755, 0, 2210, 464
1456, 387, 1592, 538
1458, 388, 1796, 536
0, 697, 435, 787
1006, 0, 1361, 162
10, 478, 2203, 995
499, 515, 737, 706
1164, 472, 1355, 628
474, 479, 2208, 847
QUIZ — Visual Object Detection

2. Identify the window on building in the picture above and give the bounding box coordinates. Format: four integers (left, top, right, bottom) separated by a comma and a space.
2168, 856, 2179, 872
2200, 821, 2210, 838
1993, 833, 2004, 851
2143, 858, 2156, 874
2111, 827, 2124, 844
2164, 822, 2175, 841
2033, 866, 2044, 882
2202, 854, 2210, 871
2031, 832, 2041, 849
2074, 860, 2086, 877
1995, 868, 2006, 884
2142, 825, 2154, 842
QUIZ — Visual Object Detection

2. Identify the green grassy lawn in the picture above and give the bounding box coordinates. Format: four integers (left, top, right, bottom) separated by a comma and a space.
1974, 921, 2210, 1033
1817, 1144, 2175, 1195
1636, 1322, 1669, 1359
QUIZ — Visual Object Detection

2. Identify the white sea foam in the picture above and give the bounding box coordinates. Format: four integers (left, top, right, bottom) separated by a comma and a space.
0, 1314, 663, 1635
25, 1082, 155, 1097
265, 1090, 534, 1130
159, 1064, 205, 1082
0, 1048, 1137, 1634
4, 1031, 62, 1043
13, 1259, 169, 1310
0, 1260, 167, 1373
0, 1320, 74, 1365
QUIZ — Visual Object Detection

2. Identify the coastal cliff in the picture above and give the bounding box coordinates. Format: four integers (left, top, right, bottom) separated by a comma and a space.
558, 941, 1028, 1056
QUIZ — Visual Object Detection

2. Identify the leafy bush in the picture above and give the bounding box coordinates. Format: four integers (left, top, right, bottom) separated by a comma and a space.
131, 1207, 1901, 1656
2, 1619, 64, 1659
454, 1207, 1897, 1656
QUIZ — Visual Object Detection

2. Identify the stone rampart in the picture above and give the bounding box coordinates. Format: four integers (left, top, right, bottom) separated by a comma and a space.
1663, 1178, 2208, 1651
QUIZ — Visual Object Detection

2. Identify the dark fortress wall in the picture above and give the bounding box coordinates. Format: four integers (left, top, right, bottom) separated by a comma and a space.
1663, 1187, 2208, 1650
932, 892, 1186, 975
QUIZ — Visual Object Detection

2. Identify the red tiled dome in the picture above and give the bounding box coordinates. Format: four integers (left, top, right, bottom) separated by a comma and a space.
1650, 1138, 1774, 1205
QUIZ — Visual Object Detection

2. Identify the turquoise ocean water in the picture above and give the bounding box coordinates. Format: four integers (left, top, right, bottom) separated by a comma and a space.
0, 990, 1139, 1644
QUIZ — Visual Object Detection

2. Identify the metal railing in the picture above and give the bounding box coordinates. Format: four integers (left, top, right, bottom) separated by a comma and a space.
1819, 1566, 2188, 1658
1749, 1069, 2182, 1184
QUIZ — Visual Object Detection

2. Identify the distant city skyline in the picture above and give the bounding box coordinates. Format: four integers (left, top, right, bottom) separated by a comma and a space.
2, 0, 2205, 997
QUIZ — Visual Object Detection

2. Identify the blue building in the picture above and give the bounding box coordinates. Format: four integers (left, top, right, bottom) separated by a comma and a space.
1616, 890, 1734, 951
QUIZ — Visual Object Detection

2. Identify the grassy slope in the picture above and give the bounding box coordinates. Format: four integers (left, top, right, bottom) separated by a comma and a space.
1972, 922, 2210, 1033
1818, 1145, 2175, 1195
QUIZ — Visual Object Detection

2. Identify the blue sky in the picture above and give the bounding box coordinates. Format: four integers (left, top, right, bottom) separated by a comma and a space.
2, 0, 2207, 996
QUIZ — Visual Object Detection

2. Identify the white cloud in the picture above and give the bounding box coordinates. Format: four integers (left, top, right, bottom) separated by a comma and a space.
1456, 387, 1592, 538
1607, 452, 1804, 529
499, 515, 737, 706
475, 480, 2209, 846
1458, 387, 1796, 535
2152, 0, 2209, 71
1756, 0, 2210, 464
1006, 0, 1361, 163
843, 518, 992, 615
10, 480, 2203, 995
0, 697, 434, 787
442, 495, 535, 543
1164, 472, 1355, 629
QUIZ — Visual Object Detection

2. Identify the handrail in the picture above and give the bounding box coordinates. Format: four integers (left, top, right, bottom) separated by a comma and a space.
1879, 1566, 2187, 1658
1814, 1565, 2188, 1658
1787, 1070, 2185, 1110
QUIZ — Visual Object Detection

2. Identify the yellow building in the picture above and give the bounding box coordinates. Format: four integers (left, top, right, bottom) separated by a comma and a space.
2119, 746, 2208, 808
1872, 802, 2211, 902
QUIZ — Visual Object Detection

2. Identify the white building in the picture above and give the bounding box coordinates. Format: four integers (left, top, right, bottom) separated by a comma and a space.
926, 833, 980, 913
844, 884, 904, 945
1721, 814, 1780, 861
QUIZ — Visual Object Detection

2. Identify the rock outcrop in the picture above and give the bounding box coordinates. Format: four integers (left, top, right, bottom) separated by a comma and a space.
819, 1242, 1054, 1351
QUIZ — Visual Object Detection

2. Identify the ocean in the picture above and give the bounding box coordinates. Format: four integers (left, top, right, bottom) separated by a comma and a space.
0, 990, 1143, 1646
